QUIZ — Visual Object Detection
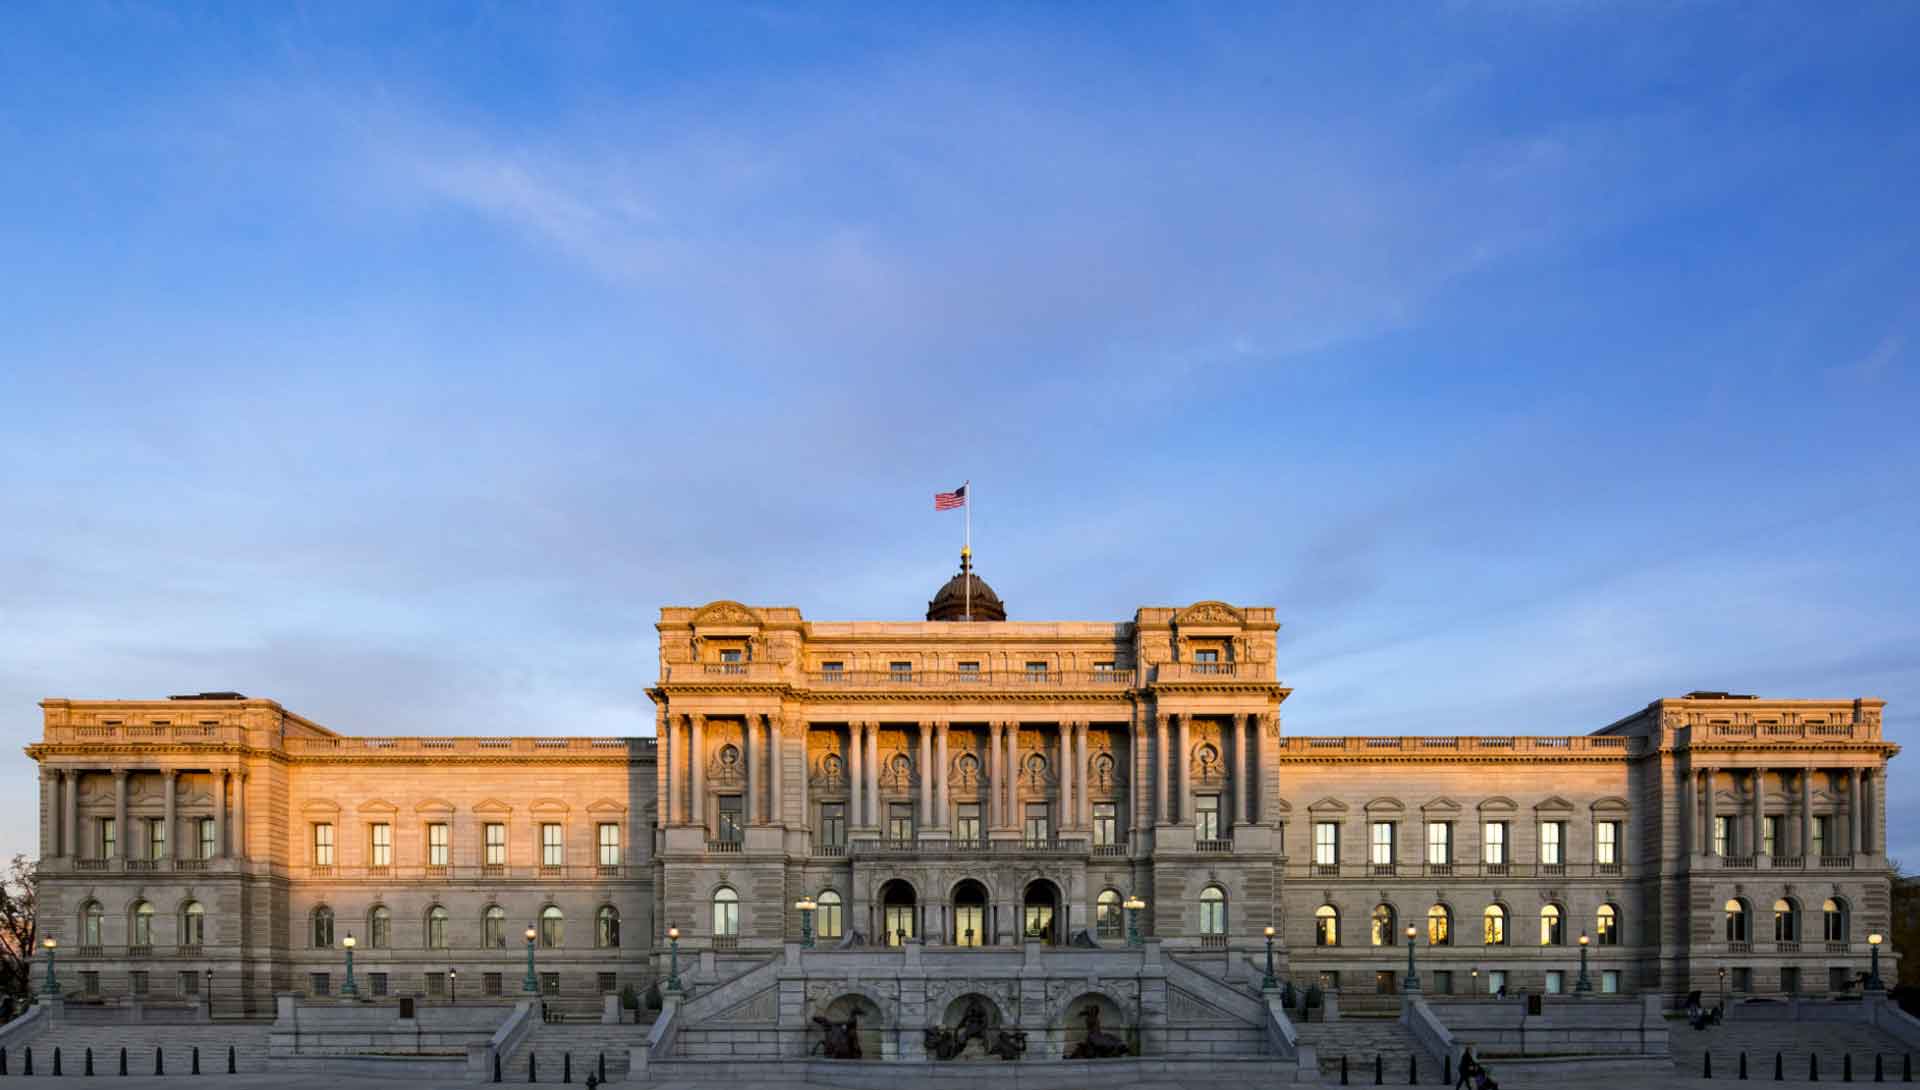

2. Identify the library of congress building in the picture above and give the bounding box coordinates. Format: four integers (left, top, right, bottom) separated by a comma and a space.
25, 555, 1900, 1015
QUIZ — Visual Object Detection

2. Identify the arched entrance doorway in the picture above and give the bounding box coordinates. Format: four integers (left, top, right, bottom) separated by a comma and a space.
878, 879, 917, 946
952, 879, 989, 947
1023, 879, 1061, 945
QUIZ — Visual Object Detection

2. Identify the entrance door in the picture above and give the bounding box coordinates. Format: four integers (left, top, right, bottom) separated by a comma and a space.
1376, 970, 1397, 995
1022, 879, 1060, 945
879, 879, 917, 946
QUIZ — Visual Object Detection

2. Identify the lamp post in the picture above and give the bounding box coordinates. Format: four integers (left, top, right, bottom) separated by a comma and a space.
205, 969, 213, 1016
796, 897, 817, 949
1262, 926, 1278, 990
1404, 923, 1422, 994
1575, 933, 1593, 995
1717, 965, 1727, 1009
40, 937, 58, 996
1867, 933, 1885, 992
341, 933, 358, 998
1470, 966, 1479, 997
449, 967, 458, 1003
666, 926, 683, 992
523, 924, 539, 994
1124, 895, 1146, 947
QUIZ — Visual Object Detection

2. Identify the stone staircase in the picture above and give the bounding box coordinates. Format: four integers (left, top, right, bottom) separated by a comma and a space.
1293, 1016, 1446, 1084
500, 1020, 643, 1082
6, 1020, 273, 1074
1668, 1017, 1914, 1079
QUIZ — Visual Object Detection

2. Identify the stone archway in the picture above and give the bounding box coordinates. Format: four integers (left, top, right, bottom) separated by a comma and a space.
951, 878, 990, 947
1057, 991, 1134, 1058
1022, 878, 1062, 945
814, 992, 886, 1060
878, 878, 917, 946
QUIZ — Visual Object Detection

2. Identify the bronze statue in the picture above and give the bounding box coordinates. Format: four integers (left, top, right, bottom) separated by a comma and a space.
811, 1008, 863, 1059
1065, 1004, 1130, 1059
985, 1026, 1028, 1061
925, 998, 992, 1060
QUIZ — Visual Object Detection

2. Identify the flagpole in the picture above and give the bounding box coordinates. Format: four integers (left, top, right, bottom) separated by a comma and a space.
964, 480, 972, 621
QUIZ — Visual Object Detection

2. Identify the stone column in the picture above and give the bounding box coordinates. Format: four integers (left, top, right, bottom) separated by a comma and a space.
163, 770, 177, 861
1752, 768, 1766, 857
745, 716, 761, 826
690, 716, 707, 834
769, 715, 784, 826
848, 722, 865, 829
1799, 769, 1812, 859
233, 770, 247, 861
1702, 768, 1716, 856
113, 767, 130, 859
1008, 723, 1022, 828
987, 722, 1002, 828
1167, 710, 1182, 821
1680, 765, 1694, 855
1059, 722, 1074, 833
793, 719, 809, 826
1152, 715, 1168, 825
918, 722, 933, 830
1078, 721, 1092, 828
935, 722, 950, 829
211, 769, 227, 861
1850, 769, 1865, 855
1237, 714, 1253, 827
866, 721, 881, 828
656, 711, 671, 828
46, 771, 62, 859
64, 769, 78, 860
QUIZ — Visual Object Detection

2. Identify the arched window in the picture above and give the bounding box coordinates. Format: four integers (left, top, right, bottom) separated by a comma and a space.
817, 891, 843, 940
131, 901, 154, 946
597, 906, 621, 948
1199, 886, 1227, 936
1724, 899, 1749, 943
81, 901, 104, 946
1370, 904, 1396, 947
427, 906, 449, 949
1483, 904, 1508, 946
1539, 904, 1564, 946
712, 888, 740, 937
483, 905, 507, 948
540, 905, 565, 947
1096, 889, 1124, 940
1595, 903, 1619, 946
1773, 898, 1799, 943
1427, 904, 1452, 946
1822, 898, 1848, 943
312, 906, 335, 948
369, 905, 391, 949
1314, 904, 1339, 947
182, 901, 205, 946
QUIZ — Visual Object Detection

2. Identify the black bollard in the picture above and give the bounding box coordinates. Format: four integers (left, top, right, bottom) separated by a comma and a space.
598, 1052, 605, 1082
1443, 1053, 1452, 1085
1341, 1053, 1350, 1085
23, 1045, 32, 1076
192, 1046, 200, 1075
1742, 1051, 1749, 1079
528, 1052, 537, 1083
1848, 1054, 1856, 1082
229, 1045, 236, 1074
1905, 1053, 1913, 1082
564, 1052, 572, 1083
494, 1053, 502, 1083
1375, 1052, 1384, 1084
156, 1045, 164, 1075
121, 1046, 128, 1075
87, 1047, 95, 1076
53, 1046, 62, 1076
1, 1044, 8, 1076
1707, 1051, 1714, 1079
1815, 1053, 1823, 1082
1880, 1054, 1887, 1083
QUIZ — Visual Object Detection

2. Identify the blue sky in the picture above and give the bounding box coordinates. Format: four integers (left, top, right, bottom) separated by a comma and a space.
2, 2, 1916, 865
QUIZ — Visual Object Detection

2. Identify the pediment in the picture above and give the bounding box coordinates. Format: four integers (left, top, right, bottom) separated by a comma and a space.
529, 798, 571, 815
691, 600, 762, 628
413, 797, 455, 815
473, 798, 514, 815
1364, 797, 1405, 814
302, 799, 341, 816
1533, 796, 1575, 814
1590, 796, 1630, 814
356, 799, 399, 815
1270, 797, 1293, 813
1421, 797, 1463, 814
1174, 600, 1245, 628
1307, 796, 1349, 814
1477, 796, 1518, 813
585, 799, 627, 815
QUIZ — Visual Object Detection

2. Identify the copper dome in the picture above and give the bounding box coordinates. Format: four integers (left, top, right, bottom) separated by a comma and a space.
927, 548, 1006, 622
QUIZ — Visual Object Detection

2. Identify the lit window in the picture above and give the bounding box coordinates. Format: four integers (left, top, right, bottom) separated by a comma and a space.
1772, 898, 1798, 942
1595, 821, 1619, 865
712, 888, 740, 937
598, 823, 621, 867
427, 822, 449, 867
181, 902, 205, 946
816, 891, 843, 939
484, 823, 507, 866
1371, 822, 1396, 865
1724, 899, 1748, 942
483, 905, 506, 948
369, 823, 392, 867
131, 901, 154, 945
596, 906, 621, 948
1483, 904, 1507, 946
541, 823, 565, 866
1427, 904, 1451, 946
1483, 822, 1507, 864
1096, 890, 1123, 939
1200, 887, 1228, 936
1314, 904, 1339, 946
1092, 803, 1119, 847
1539, 904, 1564, 946
1595, 904, 1619, 946
312, 823, 335, 867
1426, 822, 1451, 865
1313, 822, 1339, 866
1370, 904, 1395, 946
1195, 795, 1221, 840
1822, 898, 1847, 942
1539, 821, 1563, 865
540, 905, 564, 947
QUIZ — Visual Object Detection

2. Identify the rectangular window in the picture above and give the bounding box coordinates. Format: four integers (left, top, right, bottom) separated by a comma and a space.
369, 822, 392, 867
719, 648, 742, 663
541, 822, 565, 866
427, 822, 449, 866
1195, 795, 1221, 840
1427, 822, 1452, 865
541, 972, 560, 997
956, 661, 980, 681
80, 972, 100, 997
598, 823, 621, 866
483, 973, 503, 997
99, 818, 116, 859
310, 972, 331, 997
1545, 970, 1564, 995
1732, 967, 1751, 994
1024, 802, 1052, 844
1540, 821, 1564, 865
1093, 660, 1118, 675
131, 971, 149, 996
1714, 815, 1733, 856
199, 817, 216, 860
1092, 802, 1118, 847
371, 973, 389, 997
1812, 816, 1830, 858
1763, 815, 1781, 857
312, 822, 335, 866
1483, 821, 1508, 865
1781, 967, 1801, 996
717, 797, 744, 842
1025, 660, 1049, 679
1486, 969, 1506, 995
1313, 822, 1339, 866
1194, 648, 1219, 662
1602, 970, 1621, 994
1432, 970, 1453, 995
820, 802, 847, 847
1596, 821, 1619, 865
1371, 822, 1396, 866
820, 661, 844, 678
954, 803, 981, 843
147, 818, 166, 861
177, 971, 198, 997
888, 803, 915, 842
425, 972, 445, 997
598, 972, 618, 995
484, 822, 507, 866
889, 660, 912, 682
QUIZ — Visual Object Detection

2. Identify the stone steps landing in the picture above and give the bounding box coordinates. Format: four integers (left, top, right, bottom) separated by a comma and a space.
9, 1022, 273, 1074
1293, 1018, 1448, 1084
1668, 1018, 1914, 1078
500, 1022, 639, 1080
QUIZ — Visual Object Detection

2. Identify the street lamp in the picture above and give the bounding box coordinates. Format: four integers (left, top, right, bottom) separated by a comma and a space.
796, 897, 817, 949
666, 926, 683, 992
1470, 966, 1479, 996
1123, 895, 1146, 946
1867, 933, 1885, 992
449, 967, 458, 1003
40, 937, 58, 996
205, 968, 213, 1016
341, 933, 358, 997
1404, 923, 1422, 994
1575, 933, 1593, 995
1262, 926, 1278, 990
1717, 965, 1727, 1008
523, 924, 539, 994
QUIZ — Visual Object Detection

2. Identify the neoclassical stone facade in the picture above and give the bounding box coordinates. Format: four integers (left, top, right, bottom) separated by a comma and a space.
25, 578, 1901, 1015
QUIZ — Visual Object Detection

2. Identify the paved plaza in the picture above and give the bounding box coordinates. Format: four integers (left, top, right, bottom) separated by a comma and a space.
0, 1073, 1891, 1089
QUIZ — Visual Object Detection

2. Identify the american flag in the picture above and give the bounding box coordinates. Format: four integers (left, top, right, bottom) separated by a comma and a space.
934, 483, 967, 511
